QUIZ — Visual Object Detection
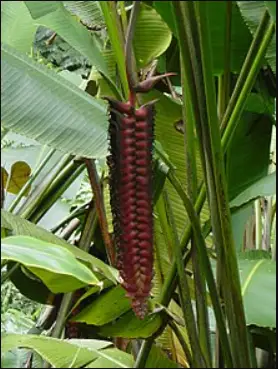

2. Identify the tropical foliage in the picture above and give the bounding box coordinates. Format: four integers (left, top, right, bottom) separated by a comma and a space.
1, 1, 276, 368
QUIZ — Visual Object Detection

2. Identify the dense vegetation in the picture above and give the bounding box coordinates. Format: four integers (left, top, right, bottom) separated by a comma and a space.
1, 1, 276, 368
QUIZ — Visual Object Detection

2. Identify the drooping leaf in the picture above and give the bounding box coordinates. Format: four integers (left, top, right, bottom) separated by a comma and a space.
72, 285, 131, 325
1, 1, 37, 53
237, 1, 276, 74
24, 1, 109, 76
1, 334, 131, 369
134, 4, 172, 68
1, 210, 119, 284
1, 236, 100, 293
230, 172, 276, 209
2, 161, 31, 196
239, 259, 276, 327
1, 43, 109, 159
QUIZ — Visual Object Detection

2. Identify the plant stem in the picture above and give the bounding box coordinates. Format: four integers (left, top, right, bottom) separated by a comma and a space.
100, 1, 130, 99
51, 201, 90, 234
118, 1, 128, 34
167, 171, 233, 368
217, 1, 232, 120
255, 200, 262, 249
8, 147, 56, 213
18, 154, 72, 218
168, 319, 193, 367
85, 159, 115, 265
220, 10, 270, 132
222, 20, 275, 150
23, 161, 85, 224
125, 0, 141, 93
163, 190, 207, 368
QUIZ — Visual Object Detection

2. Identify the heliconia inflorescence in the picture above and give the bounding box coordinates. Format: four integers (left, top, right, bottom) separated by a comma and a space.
106, 96, 155, 319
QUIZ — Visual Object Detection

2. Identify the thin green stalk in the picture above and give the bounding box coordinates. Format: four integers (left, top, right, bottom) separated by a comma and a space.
26, 162, 85, 224
222, 20, 275, 150
46, 199, 98, 368
221, 10, 270, 131
85, 159, 115, 265
167, 171, 233, 368
100, 1, 129, 99
135, 3, 274, 367
181, 56, 211, 366
8, 147, 56, 213
217, 1, 232, 120
194, 3, 251, 366
118, 1, 128, 34
168, 319, 193, 367
255, 200, 262, 249
18, 154, 72, 218
51, 201, 90, 234
163, 190, 207, 368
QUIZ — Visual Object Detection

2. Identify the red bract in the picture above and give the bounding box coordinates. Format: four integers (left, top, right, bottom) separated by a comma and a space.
107, 98, 155, 319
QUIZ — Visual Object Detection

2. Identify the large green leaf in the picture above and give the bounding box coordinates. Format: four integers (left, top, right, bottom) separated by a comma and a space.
24, 1, 108, 76
230, 172, 276, 209
1, 210, 119, 284
226, 112, 273, 200
1, 334, 132, 368
237, 1, 276, 74
1, 1, 36, 53
72, 285, 131, 325
239, 259, 276, 327
1, 43, 109, 159
63, 1, 105, 28
98, 310, 162, 339
134, 4, 172, 68
1, 236, 100, 293
84, 348, 133, 368
154, 1, 252, 74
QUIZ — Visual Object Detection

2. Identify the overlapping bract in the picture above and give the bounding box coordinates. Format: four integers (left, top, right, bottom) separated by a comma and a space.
107, 99, 154, 319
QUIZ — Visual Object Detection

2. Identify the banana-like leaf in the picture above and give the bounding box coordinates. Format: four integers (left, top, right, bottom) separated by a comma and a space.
1, 210, 119, 283
24, 1, 109, 76
230, 172, 276, 209
2, 236, 100, 293
98, 310, 162, 339
63, 1, 105, 28
134, 4, 172, 68
1, 1, 36, 53
237, 1, 276, 74
84, 348, 133, 368
1, 334, 132, 368
239, 259, 276, 327
72, 285, 131, 325
1, 43, 109, 159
